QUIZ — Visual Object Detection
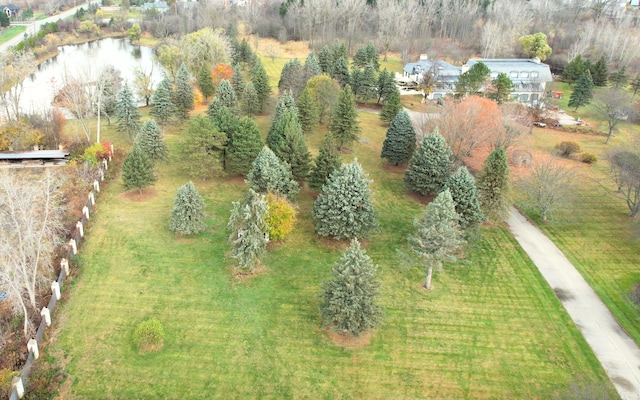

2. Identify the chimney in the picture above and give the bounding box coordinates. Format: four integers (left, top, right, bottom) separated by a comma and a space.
461, 64, 469, 74
419, 53, 428, 61
532, 57, 541, 64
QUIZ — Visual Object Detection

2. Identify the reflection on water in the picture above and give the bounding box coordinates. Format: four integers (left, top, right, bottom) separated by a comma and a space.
19, 37, 164, 115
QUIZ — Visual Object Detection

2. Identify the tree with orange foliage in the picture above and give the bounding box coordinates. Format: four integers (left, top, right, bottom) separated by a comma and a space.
211, 64, 233, 85
434, 96, 504, 165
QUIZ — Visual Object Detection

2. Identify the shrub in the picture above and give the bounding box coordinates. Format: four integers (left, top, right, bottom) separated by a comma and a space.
0, 369, 19, 399
133, 318, 165, 353
82, 143, 107, 165
580, 152, 598, 164
555, 141, 581, 158
264, 192, 297, 241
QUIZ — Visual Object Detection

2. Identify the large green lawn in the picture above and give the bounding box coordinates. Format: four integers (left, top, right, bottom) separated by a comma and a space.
51, 103, 615, 398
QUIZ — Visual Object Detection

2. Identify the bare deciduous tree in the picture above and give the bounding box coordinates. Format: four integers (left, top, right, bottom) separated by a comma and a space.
592, 87, 633, 144
0, 170, 66, 337
605, 148, 640, 217
0, 51, 37, 122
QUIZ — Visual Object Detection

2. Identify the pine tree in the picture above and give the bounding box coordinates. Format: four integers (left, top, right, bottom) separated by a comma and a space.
609, 65, 628, 88
252, 60, 272, 111
309, 132, 341, 191
329, 85, 360, 150
296, 87, 320, 133
122, 146, 155, 193
590, 56, 608, 87
568, 71, 593, 111
268, 107, 311, 181
408, 189, 464, 290
246, 147, 300, 201
404, 129, 454, 196
209, 104, 240, 140
231, 64, 245, 98
174, 63, 194, 119
488, 73, 515, 104
150, 76, 177, 130
352, 43, 379, 70
267, 92, 297, 148
562, 55, 586, 85
115, 83, 141, 142
379, 88, 402, 124
356, 64, 377, 103
197, 64, 215, 102
631, 75, 640, 96
278, 58, 304, 97
350, 68, 362, 99
227, 189, 269, 271
169, 181, 207, 236
377, 68, 396, 104
318, 45, 333, 75
215, 79, 238, 109
226, 117, 264, 175
304, 51, 322, 82
320, 238, 383, 336
381, 111, 416, 166
135, 119, 168, 164
476, 147, 511, 221
313, 159, 378, 240
180, 115, 228, 180
241, 82, 260, 116
331, 57, 350, 88
445, 166, 485, 229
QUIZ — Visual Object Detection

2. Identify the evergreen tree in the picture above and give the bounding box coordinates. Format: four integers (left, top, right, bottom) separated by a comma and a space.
278, 58, 304, 97
377, 68, 396, 104
309, 132, 341, 191
331, 57, 350, 88
318, 45, 333, 75
609, 65, 628, 88
180, 115, 228, 180
115, 83, 141, 142
404, 128, 454, 196
150, 75, 177, 130
477, 147, 511, 221
252, 60, 272, 111
488, 73, 515, 104
268, 107, 311, 181
445, 166, 485, 229
408, 189, 464, 290
215, 79, 238, 109
135, 119, 168, 164
304, 51, 322, 82
568, 71, 593, 111
349, 68, 362, 99
226, 117, 264, 175
352, 43, 380, 71
329, 85, 360, 150
379, 88, 402, 124
313, 159, 378, 240
197, 64, 215, 102
231, 64, 245, 98
296, 87, 320, 133
241, 82, 260, 116
174, 63, 195, 119
590, 56, 608, 87
227, 189, 269, 271
169, 181, 207, 236
381, 111, 416, 166
454, 62, 490, 97
267, 92, 297, 148
320, 239, 383, 336
356, 64, 378, 103
122, 146, 155, 193
246, 147, 300, 201
631, 75, 640, 96
562, 55, 586, 84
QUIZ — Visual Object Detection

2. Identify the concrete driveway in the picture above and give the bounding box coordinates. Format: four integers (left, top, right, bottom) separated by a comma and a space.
507, 208, 640, 400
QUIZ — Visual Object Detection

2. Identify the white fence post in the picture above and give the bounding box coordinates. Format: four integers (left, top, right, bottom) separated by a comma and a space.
61, 258, 69, 275
27, 338, 39, 359
82, 206, 89, 220
93, 180, 100, 193
41, 307, 51, 326
103, 158, 108, 171
76, 221, 84, 238
69, 238, 77, 255
51, 281, 61, 300
88, 191, 95, 206
12, 376, 24, 398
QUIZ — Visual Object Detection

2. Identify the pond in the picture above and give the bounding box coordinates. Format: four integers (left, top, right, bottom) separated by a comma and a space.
18, 37, 164, 115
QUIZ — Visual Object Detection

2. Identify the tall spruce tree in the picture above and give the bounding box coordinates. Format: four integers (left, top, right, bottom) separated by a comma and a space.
304, 51, 322, 82
226, 117, 264, 175
445, 166, 485, 229
590, 56, 608, 87
246, 147, 300, 201
135, 119, 168, 164
227, 189, 269, 272
174, 63, 195, 119
296, 87, 320, 133
115, 83, 141, 142
381, 111, 416, 166
241, 82, 260, 116
197, 65, 215, 102
150, 76, 177, 130
122, 146, 155, 193
180, 116, 228, 180
408, 189, 464, 290
313, 160, 378, 240
268, 107, 311, 181
267, 92, 297, 147
320, 238, 383, 336
476, 147, 511, 221
329, 85, 360, 150
169, 181, 207, 236
609, 65, 628, 88
318, 45, 333, 75
309, 132, 341, 191
562, 55, 586, 85
209, 104, 240, 140
356, 64, 378, 103
215, 79, 238, 109
252, 60, 272, 111
380, 88, 402, 124
377, 68, 397, 104
331, 57, 350, 88
568, 71, 593, 111
231, 64, 245, 98
278, 58, 304, 97
404, 128, 454, 196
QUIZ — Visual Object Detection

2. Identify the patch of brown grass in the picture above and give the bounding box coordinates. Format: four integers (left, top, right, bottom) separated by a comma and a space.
325, 328, 373, 348
119, 188, 156, 202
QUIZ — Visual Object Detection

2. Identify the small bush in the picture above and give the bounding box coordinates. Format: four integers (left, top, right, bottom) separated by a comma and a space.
264, 192, 297, 241
555, 141, 581, 158
133, 318, 165, 353
82, 143, 107, 166
580, 152, 598, 164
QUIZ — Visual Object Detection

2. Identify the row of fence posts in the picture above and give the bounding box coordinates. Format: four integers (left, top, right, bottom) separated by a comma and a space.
9, 147, 113, 400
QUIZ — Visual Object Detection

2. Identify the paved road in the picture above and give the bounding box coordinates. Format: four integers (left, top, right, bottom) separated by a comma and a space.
507, 208, 640, 400
0, 3, 89, 53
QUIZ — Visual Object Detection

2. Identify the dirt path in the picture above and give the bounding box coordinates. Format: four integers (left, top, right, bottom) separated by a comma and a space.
507, 208, 640, 400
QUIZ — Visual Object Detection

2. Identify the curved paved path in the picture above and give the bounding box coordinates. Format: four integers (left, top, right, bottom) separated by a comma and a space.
507, 208, 640, 400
